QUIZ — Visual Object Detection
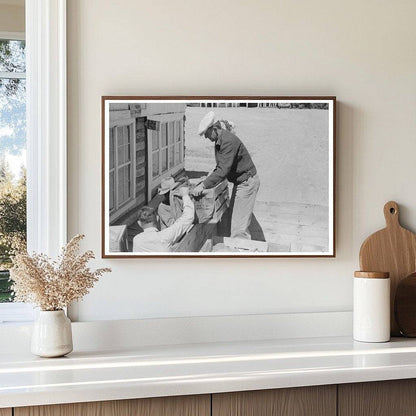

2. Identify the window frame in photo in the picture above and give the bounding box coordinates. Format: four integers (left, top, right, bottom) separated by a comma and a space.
109, 119, 136, 216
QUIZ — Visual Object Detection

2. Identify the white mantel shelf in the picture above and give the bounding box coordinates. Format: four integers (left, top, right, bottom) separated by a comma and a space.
2, 336, 416, 408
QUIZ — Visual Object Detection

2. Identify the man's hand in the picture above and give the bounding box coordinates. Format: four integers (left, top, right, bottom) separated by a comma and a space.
179, 186, 189, 197
192, 183, 204, 197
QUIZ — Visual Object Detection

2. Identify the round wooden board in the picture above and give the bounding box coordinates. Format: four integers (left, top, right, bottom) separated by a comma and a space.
395, 273, 416, 337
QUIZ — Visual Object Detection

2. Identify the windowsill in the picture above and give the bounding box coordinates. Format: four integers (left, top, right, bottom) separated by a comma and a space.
0, 302, 35, 324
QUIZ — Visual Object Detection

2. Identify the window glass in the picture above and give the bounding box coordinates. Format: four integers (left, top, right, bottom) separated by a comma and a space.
109, 129, 115, 169
0, 39, 26, 304
124, 165, 131, 200
175, 143, 180, 165
178, 120, 183, 142
151, 131, 159, 150
124, 126, 131, 161
169, 145, 174, 168
174, 121, 178, 142
152, 152, 159, 178
0, 40, 25, 73
117, 166, 124, 204
162, 148, 168, 172
176, 120, 181, 142
109, 171, 115, 211
168, 122, 174, 145
161, 123, 168, 147
116, 126, 132, 167
117, 127, 125, 164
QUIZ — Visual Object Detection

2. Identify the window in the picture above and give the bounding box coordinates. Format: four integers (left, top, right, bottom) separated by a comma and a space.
109, 122, 135, 213
0, 0, 68, 324
0, 36, 26, 305
151, 119, 184, 180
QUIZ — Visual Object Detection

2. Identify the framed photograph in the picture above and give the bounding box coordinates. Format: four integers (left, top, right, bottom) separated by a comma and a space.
102, 96, 336, 258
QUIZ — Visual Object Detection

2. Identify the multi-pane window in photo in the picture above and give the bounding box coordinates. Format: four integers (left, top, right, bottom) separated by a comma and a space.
109, 123, 134, 210
150, 119, 184, 181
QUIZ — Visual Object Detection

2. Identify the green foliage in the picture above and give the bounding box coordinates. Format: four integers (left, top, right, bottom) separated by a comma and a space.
0, 39, 27, 302
0, 270, 12, 302
0, 159, 26, 271
0, 39, 25, 75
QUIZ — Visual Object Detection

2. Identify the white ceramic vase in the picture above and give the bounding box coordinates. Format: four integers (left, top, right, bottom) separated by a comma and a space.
31, 310, 73, 358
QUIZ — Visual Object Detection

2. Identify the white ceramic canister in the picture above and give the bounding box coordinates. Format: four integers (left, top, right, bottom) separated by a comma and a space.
353, 271, 390, 343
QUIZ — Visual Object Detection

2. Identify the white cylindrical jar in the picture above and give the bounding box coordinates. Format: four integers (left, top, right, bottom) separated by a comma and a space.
353, 271, 390, 343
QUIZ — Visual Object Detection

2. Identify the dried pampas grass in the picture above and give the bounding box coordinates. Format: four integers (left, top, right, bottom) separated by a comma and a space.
10, 234, 111, 311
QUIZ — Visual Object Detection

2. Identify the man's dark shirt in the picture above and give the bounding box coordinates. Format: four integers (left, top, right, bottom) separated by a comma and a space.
203, 129, 257, 189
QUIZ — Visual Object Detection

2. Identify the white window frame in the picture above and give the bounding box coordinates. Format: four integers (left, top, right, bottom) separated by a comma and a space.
0, 0, 67, 324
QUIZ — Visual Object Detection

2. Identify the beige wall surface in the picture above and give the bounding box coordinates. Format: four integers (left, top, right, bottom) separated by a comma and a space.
67, 0, 416, 321
0, 4, 24, 33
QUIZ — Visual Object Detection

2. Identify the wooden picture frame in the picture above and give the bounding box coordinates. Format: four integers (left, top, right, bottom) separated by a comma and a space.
102, 96, 336, 258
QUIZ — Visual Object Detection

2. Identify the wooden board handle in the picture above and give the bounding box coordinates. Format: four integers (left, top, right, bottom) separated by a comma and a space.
384, 201, 400, 228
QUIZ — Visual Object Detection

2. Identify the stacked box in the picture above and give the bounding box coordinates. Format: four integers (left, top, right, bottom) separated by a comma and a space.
171, 179, 229, 224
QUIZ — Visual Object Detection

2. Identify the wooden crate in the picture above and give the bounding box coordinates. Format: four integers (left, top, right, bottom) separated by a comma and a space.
212, 236, 269, 253
180, 179, 229, 223
171, 221, 218, 252
109, 224, 128, 252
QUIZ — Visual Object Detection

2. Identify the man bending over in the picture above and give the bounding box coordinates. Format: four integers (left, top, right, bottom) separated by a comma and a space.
132, 187, 194, 252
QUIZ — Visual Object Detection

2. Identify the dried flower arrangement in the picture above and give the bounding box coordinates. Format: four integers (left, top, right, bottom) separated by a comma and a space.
10, 234, 111, 311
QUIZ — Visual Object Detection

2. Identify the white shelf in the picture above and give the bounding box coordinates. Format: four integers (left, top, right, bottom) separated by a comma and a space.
2, 335, 416, 408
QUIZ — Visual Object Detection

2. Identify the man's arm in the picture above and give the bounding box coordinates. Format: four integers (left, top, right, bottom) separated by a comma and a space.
160, 191, 194, 247
203, 139, 236, 189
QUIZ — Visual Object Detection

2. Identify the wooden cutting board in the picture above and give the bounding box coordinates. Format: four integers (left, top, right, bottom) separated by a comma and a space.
359, 201, 416, 336
395, 273, 416, 337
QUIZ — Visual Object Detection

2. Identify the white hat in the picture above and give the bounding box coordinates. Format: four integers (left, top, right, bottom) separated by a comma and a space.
158, 177, 177, 195
198, 111, 215, 136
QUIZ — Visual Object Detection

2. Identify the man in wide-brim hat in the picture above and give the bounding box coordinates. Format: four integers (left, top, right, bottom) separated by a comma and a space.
157, 177, 177, 230
193, 111, 260, 239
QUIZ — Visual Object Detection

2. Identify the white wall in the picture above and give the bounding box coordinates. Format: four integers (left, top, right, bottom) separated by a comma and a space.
67, 0, 416, 322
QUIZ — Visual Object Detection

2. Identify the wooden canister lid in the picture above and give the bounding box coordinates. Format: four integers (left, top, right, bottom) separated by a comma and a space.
354, 271, 390, 279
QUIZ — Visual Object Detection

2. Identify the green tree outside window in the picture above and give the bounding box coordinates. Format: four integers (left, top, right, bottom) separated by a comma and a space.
0, 38, 27, 302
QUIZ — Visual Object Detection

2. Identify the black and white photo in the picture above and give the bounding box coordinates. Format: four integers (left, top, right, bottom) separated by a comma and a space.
102, 97, 335, 257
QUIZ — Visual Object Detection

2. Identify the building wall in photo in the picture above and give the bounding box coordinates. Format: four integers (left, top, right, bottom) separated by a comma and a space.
67, 0, 416, 321
108, 103, 186, 226
108, 102, 186, 252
